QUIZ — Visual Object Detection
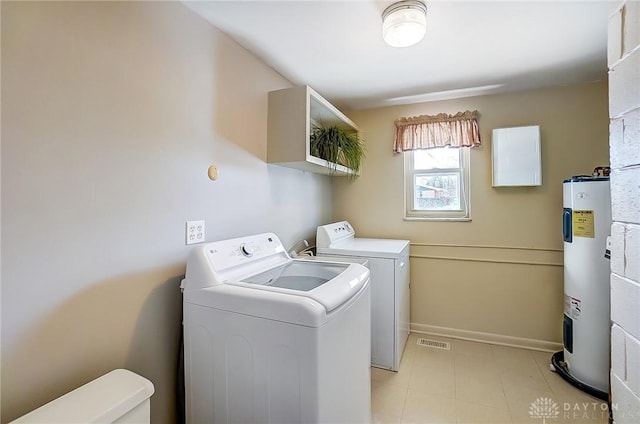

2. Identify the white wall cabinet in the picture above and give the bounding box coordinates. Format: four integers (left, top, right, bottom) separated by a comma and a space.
492, 125, 542, 186
267, 85, 360, 176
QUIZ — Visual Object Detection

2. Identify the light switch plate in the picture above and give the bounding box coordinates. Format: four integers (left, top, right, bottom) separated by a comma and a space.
186, 220, 205, 245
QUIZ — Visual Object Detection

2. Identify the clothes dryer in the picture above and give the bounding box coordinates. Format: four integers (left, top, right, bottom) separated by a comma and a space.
317, 221, 410, 371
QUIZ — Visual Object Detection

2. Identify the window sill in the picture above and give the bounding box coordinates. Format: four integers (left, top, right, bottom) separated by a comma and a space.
404, 216, 472, 222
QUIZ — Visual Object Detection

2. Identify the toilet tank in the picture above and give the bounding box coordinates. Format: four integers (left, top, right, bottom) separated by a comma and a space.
10, 369, 155, 423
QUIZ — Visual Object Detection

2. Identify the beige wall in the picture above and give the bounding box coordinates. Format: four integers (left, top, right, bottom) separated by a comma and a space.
1, 2, 333, 422
336, 81, 610, 348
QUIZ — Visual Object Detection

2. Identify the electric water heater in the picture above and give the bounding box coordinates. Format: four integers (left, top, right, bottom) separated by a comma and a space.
561, 175, 611, 395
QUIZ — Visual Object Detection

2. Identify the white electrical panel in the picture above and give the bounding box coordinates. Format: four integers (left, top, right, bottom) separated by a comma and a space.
492, 125, 542, 187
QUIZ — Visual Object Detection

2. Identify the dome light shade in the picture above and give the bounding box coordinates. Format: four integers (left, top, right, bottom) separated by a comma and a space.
382, 0, 427, 48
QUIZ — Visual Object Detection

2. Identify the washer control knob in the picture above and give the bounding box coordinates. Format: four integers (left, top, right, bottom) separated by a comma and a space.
240, 243, 256, 257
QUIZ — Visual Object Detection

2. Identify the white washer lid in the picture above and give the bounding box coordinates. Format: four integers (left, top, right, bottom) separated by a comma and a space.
183, 260, 370, 327
317, 238, 409, 259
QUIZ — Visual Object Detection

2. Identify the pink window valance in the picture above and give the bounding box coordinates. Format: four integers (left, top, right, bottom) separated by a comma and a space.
393, 110, 481, 153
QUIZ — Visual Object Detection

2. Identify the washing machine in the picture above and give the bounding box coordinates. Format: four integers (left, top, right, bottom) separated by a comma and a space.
316, 221, 410, 371
181, 232, 371, 424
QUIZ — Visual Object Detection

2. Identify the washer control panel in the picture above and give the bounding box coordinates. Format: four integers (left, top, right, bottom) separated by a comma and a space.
240, 243, 257, 257
203, 233, 287, 276
183, 233, 291, 289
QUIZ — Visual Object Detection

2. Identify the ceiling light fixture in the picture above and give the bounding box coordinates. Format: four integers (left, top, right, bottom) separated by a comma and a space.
382, 0, 427, 48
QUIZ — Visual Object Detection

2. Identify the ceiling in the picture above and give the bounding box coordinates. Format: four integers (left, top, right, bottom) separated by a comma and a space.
184, 1, 610, 111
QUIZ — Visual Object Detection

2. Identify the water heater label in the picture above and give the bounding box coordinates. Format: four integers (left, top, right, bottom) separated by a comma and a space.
572, 210, 595, 238
564, 295, 581, 320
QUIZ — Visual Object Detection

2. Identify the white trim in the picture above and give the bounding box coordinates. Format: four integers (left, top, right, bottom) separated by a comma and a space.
410, 242, 562, 252
404, 217, 472, 222
409, 253, 562, 267
410, 323, 563, 353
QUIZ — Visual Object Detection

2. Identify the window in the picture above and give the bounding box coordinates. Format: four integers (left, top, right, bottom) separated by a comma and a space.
404, 147, 471, 220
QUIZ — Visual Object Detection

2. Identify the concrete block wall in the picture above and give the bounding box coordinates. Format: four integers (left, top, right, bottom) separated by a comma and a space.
608, 1, 640, 423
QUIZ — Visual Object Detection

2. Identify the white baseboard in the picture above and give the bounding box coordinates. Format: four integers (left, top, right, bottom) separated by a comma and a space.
411, 323, 563, 353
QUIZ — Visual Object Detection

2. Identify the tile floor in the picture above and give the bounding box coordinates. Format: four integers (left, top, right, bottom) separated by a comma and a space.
371, 334, 609, 424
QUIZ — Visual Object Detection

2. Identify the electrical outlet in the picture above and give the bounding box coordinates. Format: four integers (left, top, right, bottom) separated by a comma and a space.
186, 220, 205, 245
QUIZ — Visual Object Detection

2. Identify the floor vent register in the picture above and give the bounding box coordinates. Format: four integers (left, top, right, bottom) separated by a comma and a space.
416, 338, 451, 351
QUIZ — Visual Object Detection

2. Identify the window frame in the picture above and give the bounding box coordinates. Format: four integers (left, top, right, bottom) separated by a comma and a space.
404, 147, 472, 221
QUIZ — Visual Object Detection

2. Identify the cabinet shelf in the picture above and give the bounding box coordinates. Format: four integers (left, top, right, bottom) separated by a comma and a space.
267, 85, 360, 176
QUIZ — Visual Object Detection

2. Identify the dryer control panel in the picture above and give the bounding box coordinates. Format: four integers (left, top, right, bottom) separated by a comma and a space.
316, 221, 356, 248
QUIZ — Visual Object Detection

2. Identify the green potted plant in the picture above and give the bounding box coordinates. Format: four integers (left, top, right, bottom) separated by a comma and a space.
310, 123, 366, 177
